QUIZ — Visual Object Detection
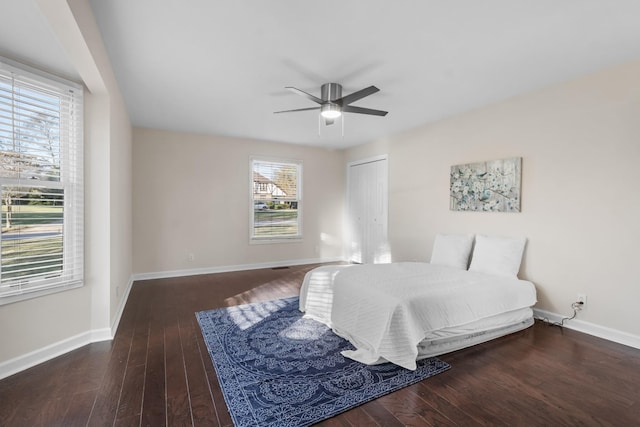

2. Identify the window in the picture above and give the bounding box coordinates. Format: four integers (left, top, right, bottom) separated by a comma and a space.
0, 57, 83, 304
250, 158, 302, 241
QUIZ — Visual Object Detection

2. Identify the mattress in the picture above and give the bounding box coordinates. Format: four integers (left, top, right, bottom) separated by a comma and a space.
299, 262, 537, 370
415, 307, 534, 359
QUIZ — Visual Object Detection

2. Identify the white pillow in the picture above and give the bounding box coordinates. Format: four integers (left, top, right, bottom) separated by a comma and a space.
469, 235, 526, 277
430, 234, 475, 270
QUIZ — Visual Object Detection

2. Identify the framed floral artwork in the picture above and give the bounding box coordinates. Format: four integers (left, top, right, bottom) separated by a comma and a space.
450, 157, 521, 212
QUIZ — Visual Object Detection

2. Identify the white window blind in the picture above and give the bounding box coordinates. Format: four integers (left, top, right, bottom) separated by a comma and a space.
250, 158, 302, 241
0, 57, 83, 304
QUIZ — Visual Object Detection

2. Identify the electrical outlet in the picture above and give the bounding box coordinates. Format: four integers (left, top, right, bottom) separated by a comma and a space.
188, 253, 195, 262
577, 293, 587, 308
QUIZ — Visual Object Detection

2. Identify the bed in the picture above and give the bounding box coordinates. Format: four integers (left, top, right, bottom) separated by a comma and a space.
299, 234, 537, 370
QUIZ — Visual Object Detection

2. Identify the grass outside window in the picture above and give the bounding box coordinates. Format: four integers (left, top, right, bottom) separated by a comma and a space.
1, 204, 63, 282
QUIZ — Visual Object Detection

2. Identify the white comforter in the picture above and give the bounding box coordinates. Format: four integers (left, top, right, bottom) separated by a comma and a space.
299, 262, 536, 370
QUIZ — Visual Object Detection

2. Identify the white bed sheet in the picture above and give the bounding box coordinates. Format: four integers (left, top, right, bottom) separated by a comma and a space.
299, 262, 536, 370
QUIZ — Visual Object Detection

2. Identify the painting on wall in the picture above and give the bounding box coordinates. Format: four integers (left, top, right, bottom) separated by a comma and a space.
450, 157, 522, 212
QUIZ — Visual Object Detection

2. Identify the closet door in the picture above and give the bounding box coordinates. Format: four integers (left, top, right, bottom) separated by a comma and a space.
347, 156, 388, 264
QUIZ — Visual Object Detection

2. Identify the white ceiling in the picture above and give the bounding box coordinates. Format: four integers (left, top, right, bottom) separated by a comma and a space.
3, 1, 640, 149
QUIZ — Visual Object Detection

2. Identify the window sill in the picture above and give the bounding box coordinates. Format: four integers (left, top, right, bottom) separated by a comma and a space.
0, 281, 83, 306
250, 237, 303, 245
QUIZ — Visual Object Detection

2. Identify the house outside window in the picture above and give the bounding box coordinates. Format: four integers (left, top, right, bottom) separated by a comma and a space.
0, 57, 83, 305
250, 157, 302, 242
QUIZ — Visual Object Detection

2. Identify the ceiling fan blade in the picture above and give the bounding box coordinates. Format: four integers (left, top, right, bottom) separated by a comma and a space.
342, 105, 388, 116
286, 87, 323, 104
337, 85, 380, 106
274, 107, 320, 114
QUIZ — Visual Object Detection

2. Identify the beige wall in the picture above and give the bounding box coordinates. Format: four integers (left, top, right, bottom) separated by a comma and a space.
133, 129, 344, 275
0, 283, 92, 364
346, 60, 640, 337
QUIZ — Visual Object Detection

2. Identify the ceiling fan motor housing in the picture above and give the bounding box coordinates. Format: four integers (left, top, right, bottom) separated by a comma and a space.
321, 83, 343, 102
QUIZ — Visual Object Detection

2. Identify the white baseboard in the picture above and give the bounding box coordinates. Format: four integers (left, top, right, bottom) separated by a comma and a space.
110, 276, 134, 337
0, 330, 94, 380
533, 308, 640, 350
132, 257, 345, 282
0, 275, 135, 381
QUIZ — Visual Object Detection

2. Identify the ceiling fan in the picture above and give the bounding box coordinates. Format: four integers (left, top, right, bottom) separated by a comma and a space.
274, 83, 388, 126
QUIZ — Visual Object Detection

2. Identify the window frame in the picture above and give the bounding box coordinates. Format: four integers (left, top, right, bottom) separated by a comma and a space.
0, 56, 83, 305
249, 156, 303, 243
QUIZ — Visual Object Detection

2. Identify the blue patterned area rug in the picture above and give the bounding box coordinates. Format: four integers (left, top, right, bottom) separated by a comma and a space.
196, 296, 450, 427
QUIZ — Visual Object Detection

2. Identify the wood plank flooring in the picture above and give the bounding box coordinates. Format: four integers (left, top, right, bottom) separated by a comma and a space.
1, 263, 639, 426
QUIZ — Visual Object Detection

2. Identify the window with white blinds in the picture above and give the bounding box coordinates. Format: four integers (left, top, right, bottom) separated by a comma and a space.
250, 158, 302, 241
0, 57, 83, 305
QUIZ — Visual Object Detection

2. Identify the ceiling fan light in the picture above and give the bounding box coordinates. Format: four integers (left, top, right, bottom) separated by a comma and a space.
320, 104, 341, 119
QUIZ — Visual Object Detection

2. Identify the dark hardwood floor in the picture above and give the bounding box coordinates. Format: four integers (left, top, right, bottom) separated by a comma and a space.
1, 263, 639, 426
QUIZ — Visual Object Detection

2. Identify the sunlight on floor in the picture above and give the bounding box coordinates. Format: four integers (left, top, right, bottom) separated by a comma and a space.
279, 318, 328, 341
224, 271, 303, 307
222, 263, 347, 330
226, 298, 290, 330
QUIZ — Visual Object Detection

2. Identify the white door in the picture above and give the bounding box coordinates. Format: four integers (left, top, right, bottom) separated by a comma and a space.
347, 156, 389, 264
